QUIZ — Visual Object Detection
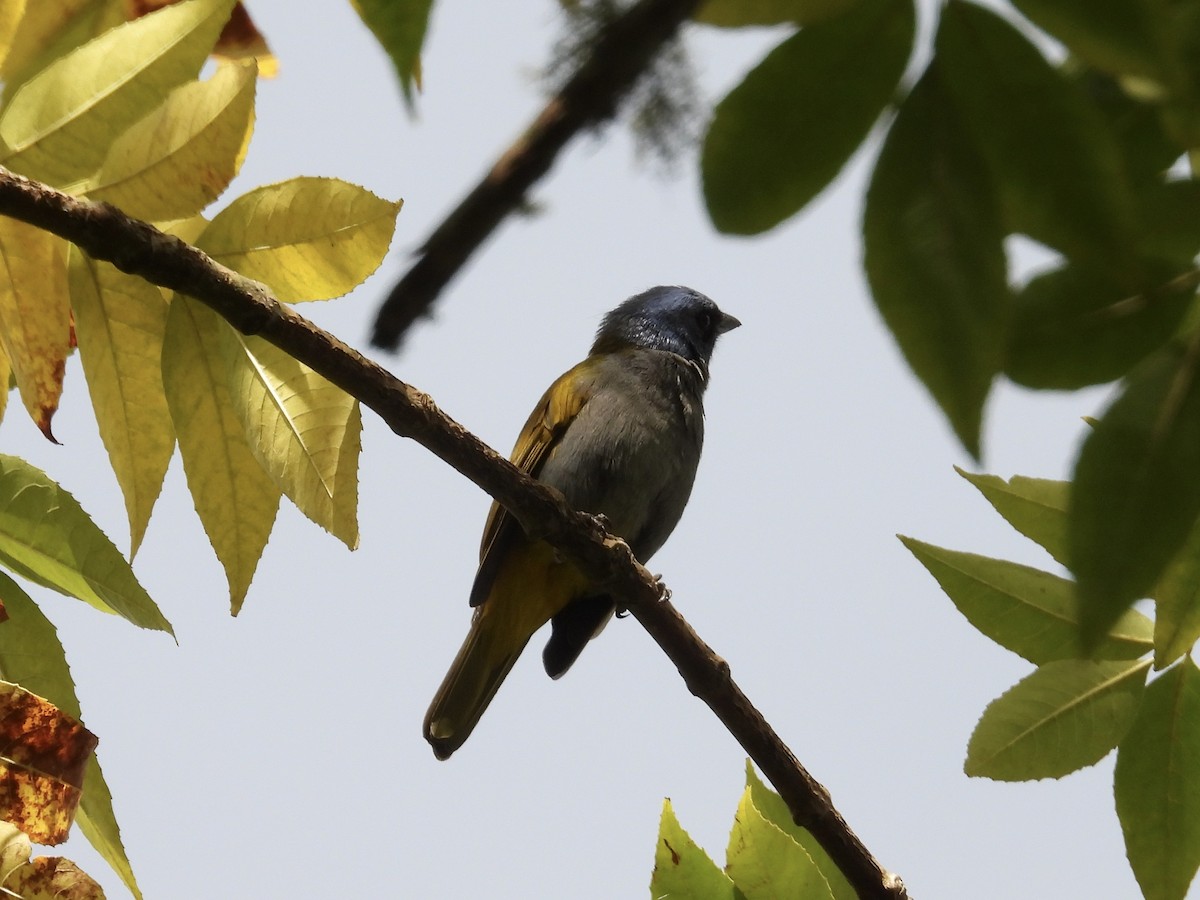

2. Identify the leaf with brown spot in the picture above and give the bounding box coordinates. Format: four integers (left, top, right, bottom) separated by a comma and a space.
649, 798, 737, 898
5, 853, 105, 899
0, 219, 69, 442
0, 572, 142, 898
0, 682, 97, 845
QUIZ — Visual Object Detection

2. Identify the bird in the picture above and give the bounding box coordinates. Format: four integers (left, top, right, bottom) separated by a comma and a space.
423, 285, 739, 760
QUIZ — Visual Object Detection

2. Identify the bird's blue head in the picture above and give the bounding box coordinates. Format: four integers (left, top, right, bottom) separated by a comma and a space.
591, 286, 740, 371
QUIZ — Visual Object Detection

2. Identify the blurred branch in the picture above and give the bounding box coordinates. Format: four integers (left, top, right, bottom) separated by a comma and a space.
0, 166, 909, 900
370, 0, 703, 351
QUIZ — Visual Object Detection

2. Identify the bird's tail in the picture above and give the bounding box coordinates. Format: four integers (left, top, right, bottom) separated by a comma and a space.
423, 610, 530, 760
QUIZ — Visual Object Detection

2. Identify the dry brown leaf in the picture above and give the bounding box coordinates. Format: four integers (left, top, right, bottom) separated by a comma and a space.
0, 684, 98, 844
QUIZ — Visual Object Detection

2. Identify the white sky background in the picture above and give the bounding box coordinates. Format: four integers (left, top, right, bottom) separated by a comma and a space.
4, 1, 1160, 897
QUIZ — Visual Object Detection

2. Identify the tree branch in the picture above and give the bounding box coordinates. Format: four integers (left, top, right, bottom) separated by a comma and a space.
0, 166, 909, 900
370, 0, 703, 351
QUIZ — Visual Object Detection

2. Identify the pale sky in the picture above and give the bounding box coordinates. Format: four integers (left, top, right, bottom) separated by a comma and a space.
9, 2, 1150, 897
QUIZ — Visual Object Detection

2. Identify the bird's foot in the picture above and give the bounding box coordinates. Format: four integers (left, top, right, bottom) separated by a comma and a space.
653, 573, 672, 603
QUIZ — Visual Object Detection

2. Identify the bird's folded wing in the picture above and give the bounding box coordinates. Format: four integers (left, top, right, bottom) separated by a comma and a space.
470, 363, 595, 607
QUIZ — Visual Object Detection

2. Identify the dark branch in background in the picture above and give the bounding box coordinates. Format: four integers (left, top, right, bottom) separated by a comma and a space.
0, 168, 909, 900
370, 0, 703, 351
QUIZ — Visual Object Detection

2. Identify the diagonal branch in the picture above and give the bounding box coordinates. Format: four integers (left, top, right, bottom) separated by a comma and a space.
0, 166, 909, 900
370, 0, 703, 351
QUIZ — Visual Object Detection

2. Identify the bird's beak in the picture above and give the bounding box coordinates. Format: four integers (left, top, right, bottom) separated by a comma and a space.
718, 312, 742, 334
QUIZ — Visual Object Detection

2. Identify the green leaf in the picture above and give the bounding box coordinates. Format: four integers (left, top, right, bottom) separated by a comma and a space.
1070, 347, 1200, 648
966, 658, 1149, 780
649, 798, 737, 900
1153, 517, 1200, 668
901, 537, 1152, 663
0, 571, 81, 716
726, 786, 833, 900
1005, 260, 1195, 390
162, 295, 280, 613
1009, 0, 1161, 80
221, 331, 360, 549
76, 756, 140, 900
69, 249, 175, 558
956, 469, 1069, 565
864, 63, 1007, 457
1115, 660, 1200, 900
1137, 179, 1200, 264
1074, 70, 1179, 187
702, 0, 914, 235
743, 762, 855, 900
936, 0, 1138, 268
86, 59, 257, 221
1155, 6, 1200, 149
197, 177, 401, 302
695, 0, 860, 27
0, 0, 237, 187
0, 572, 141, 898
347, 0, 431, 109
0, 455, 172, 633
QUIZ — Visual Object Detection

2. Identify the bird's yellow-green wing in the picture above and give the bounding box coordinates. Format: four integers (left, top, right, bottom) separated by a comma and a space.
470, 363, 594, 606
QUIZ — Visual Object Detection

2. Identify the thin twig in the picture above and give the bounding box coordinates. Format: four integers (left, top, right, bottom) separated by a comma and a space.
0, 166, 909, 900
370, 0, 703, 351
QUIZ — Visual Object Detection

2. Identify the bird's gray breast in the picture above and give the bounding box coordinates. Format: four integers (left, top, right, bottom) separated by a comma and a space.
538, 351, 706, 562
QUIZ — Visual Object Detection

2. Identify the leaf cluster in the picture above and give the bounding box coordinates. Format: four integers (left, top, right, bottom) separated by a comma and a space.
696, 0, 1200, 633
691, 7, 1200, 893
906, 470, 1200, 900
0, 0, 402, 893
650, 762, 858, 900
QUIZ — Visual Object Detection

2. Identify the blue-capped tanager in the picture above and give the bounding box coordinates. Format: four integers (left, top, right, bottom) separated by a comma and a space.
423, 285, 739, 759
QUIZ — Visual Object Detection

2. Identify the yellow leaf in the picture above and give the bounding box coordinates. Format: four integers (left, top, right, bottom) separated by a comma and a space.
158, 214, 209, 244
223, 331, 360, 548
0, 218, 70, 440
0, 341, 12, 427
0, 822, 30, 884
0, 0, 98, 84
0, 0, 26, 72
69, 248, 175, 557
123, 1, 279, 75
0, 0, 237, 187
199, 176, 402, 302
162, 295, 279, 612
86, 59, 256, 220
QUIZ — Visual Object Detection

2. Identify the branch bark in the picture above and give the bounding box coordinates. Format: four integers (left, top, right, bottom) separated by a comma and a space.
370, 0, 703, 351
0, 166, 909, 900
